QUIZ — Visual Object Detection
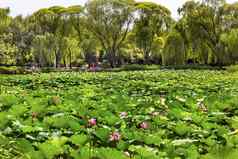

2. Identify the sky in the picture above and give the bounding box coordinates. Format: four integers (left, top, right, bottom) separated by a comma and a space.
0, 0, 237, 19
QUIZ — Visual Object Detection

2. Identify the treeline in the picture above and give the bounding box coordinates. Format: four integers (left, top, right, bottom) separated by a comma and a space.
0, 0, 238, 68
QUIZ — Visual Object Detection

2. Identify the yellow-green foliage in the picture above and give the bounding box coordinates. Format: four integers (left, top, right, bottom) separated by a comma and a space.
226, 65, 238, 73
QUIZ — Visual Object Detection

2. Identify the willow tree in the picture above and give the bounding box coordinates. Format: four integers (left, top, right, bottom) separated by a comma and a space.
0, 8, 11, 34
32, 6, 67, 67
220, 2, 238, 31
178, 0, 226, 65
214, 2, 238, 65
163, 31, 185, 65
150, 36, 165, 64
84, 0, 135, 67
65, 5, 100, 66
80, 31, 100, 66
219, 29, 238, 65
61, 37, 81, 68
0, 8, 16, 65
0, 37, 18, 65
64, 5, 83, 41
7, 16, 35, 65
32, 33, 56, 67
134, 2, 171, 64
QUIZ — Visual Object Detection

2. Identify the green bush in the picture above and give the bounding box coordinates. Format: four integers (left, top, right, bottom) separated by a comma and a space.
41, 67, 57, 73
0, 66, 31, 74
161, 65, 224, 70
121, 64, 160, 71
226, 65, 238, 73
0, 66, 17, 74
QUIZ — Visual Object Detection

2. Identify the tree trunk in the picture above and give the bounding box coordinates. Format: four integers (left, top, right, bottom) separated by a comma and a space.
55, 50, 57, 68
69, 48, 72, 69
109, 57, 115, 68
63, 58, 66, 68
108, 49, 117, 68
144, 50, 150, 64
55, 49, 61, 68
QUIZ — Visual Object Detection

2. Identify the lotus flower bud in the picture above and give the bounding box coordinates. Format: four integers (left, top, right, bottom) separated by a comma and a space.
140, 122, 149, 129
109, 132, 121, 141
88, 118, 97, 126
120, 112, 128, 119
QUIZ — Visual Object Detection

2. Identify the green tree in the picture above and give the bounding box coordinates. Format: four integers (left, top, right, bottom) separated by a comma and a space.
31, 33, 56, 67
220, 2, 238, 31
32, 6, 68, 67
134, 2, 171, 63
163, 30, 185, 65
0, 8, 11, 34
0, 37, 18, 65
8, 16, 34, 65
84, 0, 135, 67
178, 0, 226, 65
219, 29, 238, 65
61, 37, 81, 68
65, 5, 84, 41
150, 36, 165, 64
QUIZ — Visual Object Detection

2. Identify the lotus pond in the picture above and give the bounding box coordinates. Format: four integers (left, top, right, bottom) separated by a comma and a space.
0, 70, 238, 159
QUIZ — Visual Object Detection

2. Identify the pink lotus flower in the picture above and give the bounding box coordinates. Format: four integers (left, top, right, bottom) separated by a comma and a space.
88, 118, 97, 126
140, 122, 149, 129
109, 132, 121, 141
120, 112, 128, 119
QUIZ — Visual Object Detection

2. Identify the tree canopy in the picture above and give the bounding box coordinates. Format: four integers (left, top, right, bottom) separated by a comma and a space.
0, 0, 238, 67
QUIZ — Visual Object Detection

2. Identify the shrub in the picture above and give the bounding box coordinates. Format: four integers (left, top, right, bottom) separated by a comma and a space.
121, 64, 160, 71
40, 67, 57, 73
0, 66, 17, 74
0, 66, 33, 74
161, 65, 224, 70
226, 65, 238, 73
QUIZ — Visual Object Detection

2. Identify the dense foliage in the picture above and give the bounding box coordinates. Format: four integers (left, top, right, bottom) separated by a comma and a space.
0, 70, 238, 158
1, 0, 238, 67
